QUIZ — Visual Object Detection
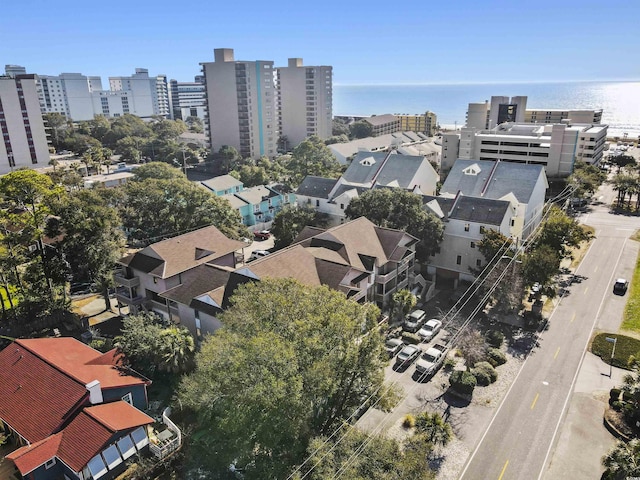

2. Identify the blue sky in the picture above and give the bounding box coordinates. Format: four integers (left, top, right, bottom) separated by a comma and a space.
2, 0, 639, 85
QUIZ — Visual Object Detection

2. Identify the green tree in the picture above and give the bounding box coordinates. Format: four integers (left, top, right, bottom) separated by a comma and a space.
477, 229, 512, 267
158, 326, 195, 373
130, 161, 184, 181
349, 120, 373, 139
231, 165, 269, 187
332, 118, 351, 137
270, 205, 328, 250
414, 412, 452, 447
184, 116, 204, 133
212, 145, 242, 174
602, 438, 640, 480
522, 244, 560, 289
569, 161, 606, 197
391, 289, 416, 323
536, 205, 591, 258
324, 134, 349, 145
457, 329, 487, 370
345, 189, 444, 262
47, 188, 125, 310
178, 279, 387, 478
121, 171, 246, 245
115, 313, 165, 378
289, 136, 343, 186
42, 112, 71, 150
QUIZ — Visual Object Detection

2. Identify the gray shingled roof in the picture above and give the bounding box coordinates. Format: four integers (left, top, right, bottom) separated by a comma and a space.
448, 196, 511, 225
342, 151, 425, 188
296, 176, 339, 199
441, 160, 545, 203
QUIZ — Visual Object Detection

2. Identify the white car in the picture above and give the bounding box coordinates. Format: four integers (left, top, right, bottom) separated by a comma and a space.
248, 250, 270, 261
417, 319, 442, 342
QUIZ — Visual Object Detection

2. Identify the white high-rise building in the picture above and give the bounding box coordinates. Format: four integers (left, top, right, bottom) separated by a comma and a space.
169, 77, 206, 120
276, 58, 332, 149
201, 48, 277, 159
466, 95, 603, 129
109, 69, 170, 118
0, 74, 50, 174
441, 121, 608, 179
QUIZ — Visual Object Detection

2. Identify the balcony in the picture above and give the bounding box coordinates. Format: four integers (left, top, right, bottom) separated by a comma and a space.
115, 287, 145, 305
148, 407, 182, 460
113, 272, 140, 288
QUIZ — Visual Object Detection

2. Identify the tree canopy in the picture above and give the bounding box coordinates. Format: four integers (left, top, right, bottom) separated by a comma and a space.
288, 136, 343, 186
178, 278, 387, 478
345, 188, 444, 262
270, 205, 329, 250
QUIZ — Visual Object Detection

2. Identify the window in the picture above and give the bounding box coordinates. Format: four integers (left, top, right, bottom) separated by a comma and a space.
340, 203, 344, 210
479, 226, 486, 234
464, 224, 470, 232
470, 241, 476, 248
121, 392, 133, 405
511, 219, 515, 227
153, 277, 158, 284
456, 255, 462, 265
476, 259, 482, 267
45, 458, 56, 469
316, 200, 320, 207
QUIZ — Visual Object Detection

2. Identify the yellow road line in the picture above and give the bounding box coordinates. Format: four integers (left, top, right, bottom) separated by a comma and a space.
554, 347, 560, 359
498, 459, 509, 480
571, 313, 576, 323
531, 392, 540, 410
584, 287, 589, 295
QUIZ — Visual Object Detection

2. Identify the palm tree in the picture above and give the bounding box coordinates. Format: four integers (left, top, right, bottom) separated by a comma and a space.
415, 412, 452, 447
602, 439, 640, 479
158, 326, 195, 373
391, 289, 416, 324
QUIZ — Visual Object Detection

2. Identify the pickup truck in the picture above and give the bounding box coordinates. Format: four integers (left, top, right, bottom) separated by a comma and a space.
414, 343, 447, 378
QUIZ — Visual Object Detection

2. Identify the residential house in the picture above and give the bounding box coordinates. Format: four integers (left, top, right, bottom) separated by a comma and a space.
0, 338, 153, 480
296, 151, 438, 226
116, 218, 418, 340
439, 159, 548, 240
361, 114, 401, 136
423, 194, 515, 287
200, 176, 294, 227
328, 131, 435, 164
83, 171, 135, 189
114, 225, 246, 322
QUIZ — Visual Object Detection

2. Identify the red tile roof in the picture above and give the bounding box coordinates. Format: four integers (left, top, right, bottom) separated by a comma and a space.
7, 401, 153, 474
17, 338, 149, 389
0, 344, 87, 443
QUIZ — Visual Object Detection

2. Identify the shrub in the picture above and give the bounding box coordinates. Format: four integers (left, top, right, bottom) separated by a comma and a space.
623, 391, 633, 402
610, 388, 622, 405
401, 332, 421, 345
487, 348, 507, 367
485, 330, 505, 348
402, 414, 416, 428
472, 361, 498, 386
612, 400, 623, 411
450, 369, 477, 395
443, 357, 456, 371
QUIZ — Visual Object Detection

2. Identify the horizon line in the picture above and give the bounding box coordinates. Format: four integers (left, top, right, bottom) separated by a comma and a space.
334, 78, 640, 87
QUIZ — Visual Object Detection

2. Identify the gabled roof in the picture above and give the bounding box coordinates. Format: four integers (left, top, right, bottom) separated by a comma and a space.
200, 174, 243, 192
8, 401, 153, 474
16, 338, 148, 389
120, 225, 245, 278
447, 196, 511, 225
296, 176, 339, 199
441, 159, 546, 204
0, 343, 88, 443
160, 263, 232, 306
342, 151, 428, 188
363, 114, 397, 126
234, 185, 280, 205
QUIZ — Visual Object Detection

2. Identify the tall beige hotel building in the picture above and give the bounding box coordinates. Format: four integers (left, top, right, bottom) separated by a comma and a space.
201, 49, 332, 159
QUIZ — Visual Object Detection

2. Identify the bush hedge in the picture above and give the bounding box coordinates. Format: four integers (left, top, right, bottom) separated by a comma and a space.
472, 361, 498, 386
591, 333, 640, 369
485, 330, 505, 348
610, 388, 622, 404
487, 348, 507, 367
450, 369, 477, 395
402, 414, 416, 428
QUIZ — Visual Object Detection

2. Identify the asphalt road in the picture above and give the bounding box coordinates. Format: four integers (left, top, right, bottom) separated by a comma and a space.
460, 183, 640, 480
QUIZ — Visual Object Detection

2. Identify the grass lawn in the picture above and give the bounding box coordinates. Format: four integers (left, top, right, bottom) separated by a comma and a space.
592, 333, 640, 369
620, 248, 640, 333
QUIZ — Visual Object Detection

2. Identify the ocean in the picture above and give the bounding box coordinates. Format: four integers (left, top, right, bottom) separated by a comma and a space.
333, 81, 640, 139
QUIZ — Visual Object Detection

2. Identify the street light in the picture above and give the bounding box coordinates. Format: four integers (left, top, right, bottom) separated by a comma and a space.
605, 336, 617, 378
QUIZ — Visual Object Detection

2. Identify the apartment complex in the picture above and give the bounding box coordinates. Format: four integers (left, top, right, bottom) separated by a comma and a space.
201, 49, 278, 159
441, 121, 607, 178
466, 95, 603, 130
276, 58, 332, 148
6, 66, 171, 121
395, 111, 438, 136
169, 77, 206, 120
0, 74, 50, 174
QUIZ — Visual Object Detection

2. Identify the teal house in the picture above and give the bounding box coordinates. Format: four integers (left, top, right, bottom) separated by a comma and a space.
201, 176, 294, 226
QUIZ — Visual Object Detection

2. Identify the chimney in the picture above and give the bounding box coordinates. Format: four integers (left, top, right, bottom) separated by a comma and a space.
86, 380, 103, 405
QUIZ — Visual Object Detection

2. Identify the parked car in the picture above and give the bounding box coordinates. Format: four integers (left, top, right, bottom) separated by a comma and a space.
403, 309, 426, 333
384, 337, 405, 358
248, 250, 270, 262
395, 344, 422, 370
414, 344, 447, 379
613, 278, 629, 295
417, 319, 442, 343
254, 230, 271, 240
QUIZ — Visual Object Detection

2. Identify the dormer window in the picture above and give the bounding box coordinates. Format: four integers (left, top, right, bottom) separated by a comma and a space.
462, 164, 481, 176
359, 156, 376, 166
